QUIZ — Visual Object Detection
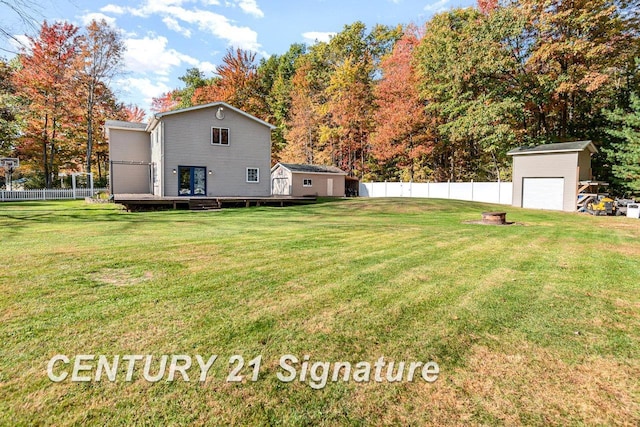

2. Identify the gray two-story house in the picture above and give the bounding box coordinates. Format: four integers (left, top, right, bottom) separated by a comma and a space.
106, 102, 275, 198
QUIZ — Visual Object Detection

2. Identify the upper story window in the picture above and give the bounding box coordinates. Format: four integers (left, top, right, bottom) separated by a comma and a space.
212, 127, 229, 145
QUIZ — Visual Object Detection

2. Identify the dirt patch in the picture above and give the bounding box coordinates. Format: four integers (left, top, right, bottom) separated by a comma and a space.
88, 268, 153, 287
599, 243, 640, 257
463, 220, 523, 226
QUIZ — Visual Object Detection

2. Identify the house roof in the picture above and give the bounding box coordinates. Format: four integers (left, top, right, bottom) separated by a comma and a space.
507, 141, 597, 156
273, 163, 347, 175
104, 120, 148, 131
147, 101, 276, 132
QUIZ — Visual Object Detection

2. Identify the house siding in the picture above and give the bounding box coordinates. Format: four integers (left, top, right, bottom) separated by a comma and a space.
577, 149, 592, 181
511, 152, 579, 212
108, 128, 151, 194
290, 172, 345, 197
161, 106, 271, 197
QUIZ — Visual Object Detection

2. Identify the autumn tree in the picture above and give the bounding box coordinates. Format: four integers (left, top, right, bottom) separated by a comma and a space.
371, 25, 434, 181
283, 22, 399, 174
415, 8, 525, 181
151, 90, 179, 113
77, 19, 124, 176
256, 43, 306, 160
281, 55, 324, 164
192, 48, 265, 117
13, 21, 82, 187
516, 0, 640, 141
122, 104, 146, 122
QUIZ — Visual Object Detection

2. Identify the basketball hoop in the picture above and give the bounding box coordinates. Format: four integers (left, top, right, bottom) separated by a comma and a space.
0, 157, 19, 171
0, 157, 20, 191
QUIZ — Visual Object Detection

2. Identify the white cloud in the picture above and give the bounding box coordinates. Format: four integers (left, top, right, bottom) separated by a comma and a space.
122, 1, 262, 52
100, 4, 126, 14
81, 12, 117, 26
116, 76, 172, 107
302, 31, 336, 44
8, 34, 32, 53
123, 35, 218, 77
424, 0, 450, 12
198, 61, 217, 74
124, 35, 197, 75
235, 0, 264, 18
162, 17, 192, 37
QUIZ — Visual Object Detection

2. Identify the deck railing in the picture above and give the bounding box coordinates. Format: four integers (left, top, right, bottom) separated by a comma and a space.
0, 188, 108, 202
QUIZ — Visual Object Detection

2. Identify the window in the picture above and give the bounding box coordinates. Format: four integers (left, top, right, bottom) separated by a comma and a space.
303, 178, 312, 187
247, 168, 259, 183
211, 127, 229, 145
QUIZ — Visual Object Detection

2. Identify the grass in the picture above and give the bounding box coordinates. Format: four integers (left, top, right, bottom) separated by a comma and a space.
0, 198, 638, 425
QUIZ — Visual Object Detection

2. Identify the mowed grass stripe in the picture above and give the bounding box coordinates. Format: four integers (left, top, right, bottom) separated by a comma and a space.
0, 198, 638, 425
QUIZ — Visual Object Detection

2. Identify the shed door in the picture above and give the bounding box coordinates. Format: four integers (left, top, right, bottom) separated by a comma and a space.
522, 178, 564, 211
327, 178, 334, 196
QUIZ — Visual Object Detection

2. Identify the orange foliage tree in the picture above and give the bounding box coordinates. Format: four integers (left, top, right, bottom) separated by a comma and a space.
192, 48, 266, 118
370, 25, 435, 181
122, 104, 147, 122
13, 21, 83, 187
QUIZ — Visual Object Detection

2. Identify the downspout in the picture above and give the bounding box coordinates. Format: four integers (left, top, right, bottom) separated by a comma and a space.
160, 120, 165, 197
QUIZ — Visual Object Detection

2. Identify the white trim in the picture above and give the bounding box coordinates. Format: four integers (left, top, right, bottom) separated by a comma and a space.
509, 149, 590, 156
104, 120, 148, 132
246, 167, 259, 183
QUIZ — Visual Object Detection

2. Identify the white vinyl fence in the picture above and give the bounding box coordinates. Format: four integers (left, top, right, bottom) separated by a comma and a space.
0, 188, 108, 202
359, 181, 512, 205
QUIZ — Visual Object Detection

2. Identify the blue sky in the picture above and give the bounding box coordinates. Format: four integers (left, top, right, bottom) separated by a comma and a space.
1, 0, 475, 114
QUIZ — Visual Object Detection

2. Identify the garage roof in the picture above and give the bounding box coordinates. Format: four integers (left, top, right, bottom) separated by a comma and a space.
104, 120, 148, 131
277, 163, 347, 175
507, 140, 597, 156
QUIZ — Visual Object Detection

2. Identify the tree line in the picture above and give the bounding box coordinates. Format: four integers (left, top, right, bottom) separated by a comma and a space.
2, 0, 640, 194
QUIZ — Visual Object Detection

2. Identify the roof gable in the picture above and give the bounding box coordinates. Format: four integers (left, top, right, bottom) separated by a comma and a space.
274, 163, 347, 175
147, 102, 275, 132
507, 141, 597, 156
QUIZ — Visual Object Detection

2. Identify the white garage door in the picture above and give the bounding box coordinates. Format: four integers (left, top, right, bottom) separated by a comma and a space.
522, 178, 564, 211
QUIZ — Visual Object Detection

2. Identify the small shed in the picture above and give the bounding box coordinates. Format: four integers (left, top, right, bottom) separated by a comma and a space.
507, 141, 598, 212
271, 163, 347, 197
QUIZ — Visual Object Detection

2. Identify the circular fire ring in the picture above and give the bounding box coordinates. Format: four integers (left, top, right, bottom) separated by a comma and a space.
481, 212, 507, 225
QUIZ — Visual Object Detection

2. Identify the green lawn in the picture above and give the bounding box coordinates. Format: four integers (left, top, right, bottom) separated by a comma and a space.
0, 198, 638, 425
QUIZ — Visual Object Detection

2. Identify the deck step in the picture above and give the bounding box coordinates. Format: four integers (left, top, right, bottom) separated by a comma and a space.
188, 199, 221, 210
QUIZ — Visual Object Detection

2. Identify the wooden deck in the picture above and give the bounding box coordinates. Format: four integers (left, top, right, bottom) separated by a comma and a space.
113, 194, 317, 210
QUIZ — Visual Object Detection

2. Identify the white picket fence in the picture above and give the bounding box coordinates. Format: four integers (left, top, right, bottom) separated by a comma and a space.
0, 188, 108, 202
359, 181, 513, 205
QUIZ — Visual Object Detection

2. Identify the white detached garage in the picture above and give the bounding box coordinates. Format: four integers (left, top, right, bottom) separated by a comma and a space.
508, 141, 597, 212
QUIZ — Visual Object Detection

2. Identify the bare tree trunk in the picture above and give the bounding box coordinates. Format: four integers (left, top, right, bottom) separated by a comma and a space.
86, 84, 95, 174
43, 114, 49, 188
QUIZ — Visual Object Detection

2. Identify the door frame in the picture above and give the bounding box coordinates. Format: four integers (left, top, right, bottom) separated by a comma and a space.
178, 166, 207, 196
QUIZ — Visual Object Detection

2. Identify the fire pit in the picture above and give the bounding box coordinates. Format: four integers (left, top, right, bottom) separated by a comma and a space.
481, 212, 507, 225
